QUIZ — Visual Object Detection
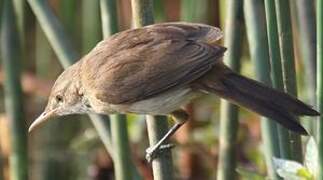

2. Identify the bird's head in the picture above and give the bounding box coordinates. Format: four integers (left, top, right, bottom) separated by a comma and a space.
29, 63, 89, 132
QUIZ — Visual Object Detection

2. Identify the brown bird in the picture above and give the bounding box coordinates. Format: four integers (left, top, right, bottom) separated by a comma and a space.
30, 22, 319, 161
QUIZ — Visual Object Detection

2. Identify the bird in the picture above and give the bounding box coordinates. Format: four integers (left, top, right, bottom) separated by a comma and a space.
29, 22, 319, 161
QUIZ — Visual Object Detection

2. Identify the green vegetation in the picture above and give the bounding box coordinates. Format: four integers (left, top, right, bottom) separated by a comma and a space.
264, 0, 290, 163
0, 1, 27, 180
217, 0, 243, 179
0, 0, 320, 179
274, 0, 303, 162
100, 1, 134, 179
244, 1, 280, 179
131, 1, 174, 179
317, 0, 323, 179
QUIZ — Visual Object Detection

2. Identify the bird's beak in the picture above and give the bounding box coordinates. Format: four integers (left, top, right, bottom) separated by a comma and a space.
29, 109, 57, 133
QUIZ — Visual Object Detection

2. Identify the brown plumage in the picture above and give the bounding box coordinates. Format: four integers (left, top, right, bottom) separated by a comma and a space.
81, 22, 223, 104
30, 22, 319, 160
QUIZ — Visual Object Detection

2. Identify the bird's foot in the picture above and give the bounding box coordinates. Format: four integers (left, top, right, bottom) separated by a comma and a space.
145, 143, 175, 163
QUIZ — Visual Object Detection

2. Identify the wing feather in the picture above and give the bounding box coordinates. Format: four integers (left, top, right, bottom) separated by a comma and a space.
80, 23, 225, 104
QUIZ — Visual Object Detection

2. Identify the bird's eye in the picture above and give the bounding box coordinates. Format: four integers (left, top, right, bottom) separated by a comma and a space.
55, 95, 63, 103
85, 103, 91, 108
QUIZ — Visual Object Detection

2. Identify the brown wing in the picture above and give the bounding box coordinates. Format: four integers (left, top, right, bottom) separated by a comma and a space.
80, 23, 226, 104
87, 22, 223, 57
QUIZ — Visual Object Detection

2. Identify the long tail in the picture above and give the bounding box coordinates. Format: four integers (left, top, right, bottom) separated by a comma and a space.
196, 63, 320, 135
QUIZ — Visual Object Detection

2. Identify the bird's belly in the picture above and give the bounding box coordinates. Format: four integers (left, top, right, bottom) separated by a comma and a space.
116, 88, 199, 115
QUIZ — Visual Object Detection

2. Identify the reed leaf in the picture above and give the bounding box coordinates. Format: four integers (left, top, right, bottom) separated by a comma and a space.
274, 0, 303, 162
295, 0, 316, 105
264, 0, 291, 161
0, 0, 28, 179
294, 0, 317, 135
244, 0, 280, 179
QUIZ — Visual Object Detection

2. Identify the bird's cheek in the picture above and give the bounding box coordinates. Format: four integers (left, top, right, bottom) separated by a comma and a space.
53, 107, 65, 116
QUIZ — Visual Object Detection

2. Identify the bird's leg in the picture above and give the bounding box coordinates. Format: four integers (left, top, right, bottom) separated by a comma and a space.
145, 109, 189, 162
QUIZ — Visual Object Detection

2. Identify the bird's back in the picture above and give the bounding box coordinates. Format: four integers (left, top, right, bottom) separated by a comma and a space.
79, 22, 226, 106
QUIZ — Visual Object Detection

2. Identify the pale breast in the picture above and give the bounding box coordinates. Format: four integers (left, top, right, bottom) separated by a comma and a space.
118, 88, 200, 115
88, 88, 200, 115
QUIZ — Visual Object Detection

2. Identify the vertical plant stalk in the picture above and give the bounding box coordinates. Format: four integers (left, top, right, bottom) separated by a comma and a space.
110, 115, 133, 180
81, 0, 101, 52
0, 1, 28, 180
295, 0, 317, 134
131, 0, 154, 27
179, 1, 208, 179
145, 116, 174, 180
216, 0, 243, 180
180, 0, 209, 24
27, 0, 114, 157
100, 0, 118, 37
12, 0, 25, 44
100, 0, 138, 179
244, 1, 280, 179
295, 0, 316, 102
180, 0, 193, 22
153, 0, 165, 22
131, 0, 174, 180
12, 0, 25, 73
317, 0, 323, 178
59, 0, 77, 34
274, 0, 303, 162
264, 0, 291, 160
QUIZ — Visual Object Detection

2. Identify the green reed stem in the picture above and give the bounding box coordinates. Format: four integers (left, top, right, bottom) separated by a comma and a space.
0, 1, 28, 179
294, 0, 317, 134
316, 0, 323, 179
100, 0, 139, 179
131, 0, 174, 179
244, 0, 280, 179
217, 0, 243, 179
274, 0, 303, 162
264, 0, 291, 161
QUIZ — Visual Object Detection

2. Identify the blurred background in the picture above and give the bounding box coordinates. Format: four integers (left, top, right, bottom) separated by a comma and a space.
0, 0, 320, 179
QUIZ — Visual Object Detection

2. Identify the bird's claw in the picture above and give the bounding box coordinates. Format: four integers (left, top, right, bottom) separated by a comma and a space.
160, 143, 175, 149
145, 148, 155, 163
145, 143, 175, 163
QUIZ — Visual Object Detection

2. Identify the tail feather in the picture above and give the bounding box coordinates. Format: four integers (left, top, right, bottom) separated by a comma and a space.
198, 66, 320, 135
226, 73, 319, 116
